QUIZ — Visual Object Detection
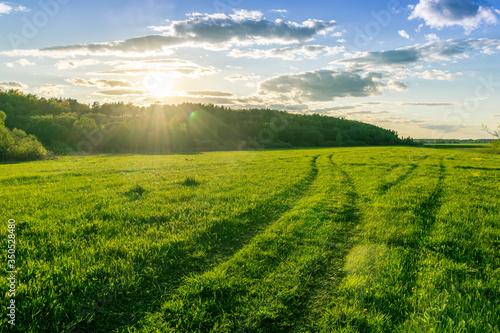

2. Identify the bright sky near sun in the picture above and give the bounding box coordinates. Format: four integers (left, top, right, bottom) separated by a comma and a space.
1, 0, 499, 139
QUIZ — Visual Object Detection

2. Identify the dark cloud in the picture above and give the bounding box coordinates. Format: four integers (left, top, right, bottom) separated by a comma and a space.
346, 50, 420, 65
259, 70, 402, 102
0, 81, 28, 90
338, 38, 500, 69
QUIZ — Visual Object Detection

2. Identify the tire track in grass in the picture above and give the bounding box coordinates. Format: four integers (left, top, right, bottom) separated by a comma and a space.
375, 157, 446, 328
290, 155, 362, 332
312, 155, 447, 332
377, 155, 429, 194
129, 155, 360, 332
386, 157, 445, 249
404, 155, 500, 331
69, 156, 319, 333
413, 158, 445, 239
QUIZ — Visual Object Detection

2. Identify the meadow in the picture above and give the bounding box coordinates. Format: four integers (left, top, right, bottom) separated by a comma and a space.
1, 146, 499, 332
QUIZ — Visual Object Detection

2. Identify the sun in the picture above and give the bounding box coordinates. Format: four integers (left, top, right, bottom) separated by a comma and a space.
143, 73, 173, 98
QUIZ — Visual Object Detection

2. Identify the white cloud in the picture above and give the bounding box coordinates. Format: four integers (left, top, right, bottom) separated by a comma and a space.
225, 74, 261, 81
66, 78, 134, 89
229, 9, 263, 21
18, 58, 35, 67
0, 81, 28, 91
391, 68, 461, 81
0, 2, 28, 15
94, 59, 217, 78
229, 44, 345, 60
55, 59, 101, 70
6, 58, 36, 68
272, 9, 287, 13
3, 10, 337, 58
259, 70, 405, 102
34, 84, 66, 97
425, 33, 440, 42
413, 69, 460, 80
398, 30, 410, 39
409, 0, 499, 33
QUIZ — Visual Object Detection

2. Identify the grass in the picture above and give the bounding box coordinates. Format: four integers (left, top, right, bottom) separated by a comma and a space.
0, 147, 499, 332
179, 176, 199, 186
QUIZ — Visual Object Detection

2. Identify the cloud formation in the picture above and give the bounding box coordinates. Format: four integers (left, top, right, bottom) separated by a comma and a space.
259, 70, 405, 102
229, 44, 345, 60
399, 102, 456, 106
398, 30, 410, 39
224, 74, 261, 81
418, 123, 463, 132
94, 59, 217, 78
66, 78, 134, 89
94, 89, 148, 96
34, 85, 66, 97
56, 59, 101, 70
339, 38, 500, 70
0, 2, 28, 15
2, 10, 336, 57
409, 0, 499, 33
0, 81, 28, 91
6, 59, 35, 68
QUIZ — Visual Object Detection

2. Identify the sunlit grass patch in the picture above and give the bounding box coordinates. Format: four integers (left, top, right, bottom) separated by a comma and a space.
0, 147, 498, 332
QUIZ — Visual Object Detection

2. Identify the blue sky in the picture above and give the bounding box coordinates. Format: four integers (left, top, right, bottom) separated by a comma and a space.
1, 0, 500, 139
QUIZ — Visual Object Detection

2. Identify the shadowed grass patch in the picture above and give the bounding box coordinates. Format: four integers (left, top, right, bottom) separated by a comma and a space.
180, 176, 199, 186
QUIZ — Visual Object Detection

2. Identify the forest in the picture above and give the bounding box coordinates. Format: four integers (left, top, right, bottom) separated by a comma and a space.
0, 90, 417, 161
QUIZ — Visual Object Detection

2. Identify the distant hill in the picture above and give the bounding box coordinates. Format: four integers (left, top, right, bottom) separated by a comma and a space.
0, 90, 417, 157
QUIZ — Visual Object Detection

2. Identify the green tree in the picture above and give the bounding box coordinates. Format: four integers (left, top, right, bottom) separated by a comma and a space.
301, 129, 324, 146
0, 110, 6, 126
0, 111, 47, 161
73, 116, 98, 132
335, 132, 343, 146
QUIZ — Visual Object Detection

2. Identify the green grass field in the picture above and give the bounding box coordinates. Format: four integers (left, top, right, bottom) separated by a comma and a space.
1, 147, 499, 332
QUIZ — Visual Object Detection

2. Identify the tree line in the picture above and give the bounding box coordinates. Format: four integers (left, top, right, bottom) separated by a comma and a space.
0, 90, 418, 161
